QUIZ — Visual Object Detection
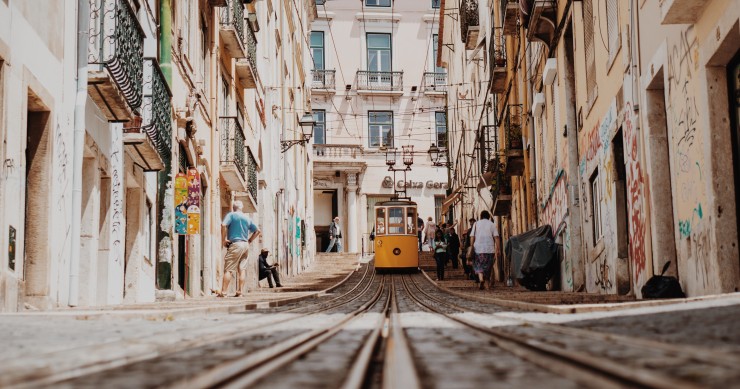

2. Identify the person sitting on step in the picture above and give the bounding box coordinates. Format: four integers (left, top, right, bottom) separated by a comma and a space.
258, 248, 282, 288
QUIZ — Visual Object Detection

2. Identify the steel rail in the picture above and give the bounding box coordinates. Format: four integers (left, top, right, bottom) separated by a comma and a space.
412, 272, 740, 369
399, 275, 702, 389
184, 276, 389, 389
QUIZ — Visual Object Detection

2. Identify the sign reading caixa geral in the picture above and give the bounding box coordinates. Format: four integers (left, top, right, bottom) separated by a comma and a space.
382, 176, 449, 190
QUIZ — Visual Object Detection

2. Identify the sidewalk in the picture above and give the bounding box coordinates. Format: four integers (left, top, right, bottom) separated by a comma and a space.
419, 253, 740, 314
9, 252, 361, 321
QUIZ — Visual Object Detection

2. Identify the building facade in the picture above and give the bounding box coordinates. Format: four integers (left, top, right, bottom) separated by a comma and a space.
308, 0, 450, 254
0, 0, 318, 312
440, 0, 739, 297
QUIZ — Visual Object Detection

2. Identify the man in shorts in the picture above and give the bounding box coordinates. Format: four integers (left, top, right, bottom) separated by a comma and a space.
213, 200, 261, 297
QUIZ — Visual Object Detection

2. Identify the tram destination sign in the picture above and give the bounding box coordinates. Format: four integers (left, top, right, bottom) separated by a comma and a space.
382, 176, 449, 190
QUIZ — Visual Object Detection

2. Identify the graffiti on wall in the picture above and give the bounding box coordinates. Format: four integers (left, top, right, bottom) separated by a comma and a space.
594, 255, 613, 291
540, 170, 568, 234
110, 129, 123, 266
55, 122, 72, 272
622, 103, 648, 285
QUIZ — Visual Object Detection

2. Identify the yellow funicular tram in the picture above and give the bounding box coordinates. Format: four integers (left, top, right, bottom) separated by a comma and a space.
373, 199, 420, 272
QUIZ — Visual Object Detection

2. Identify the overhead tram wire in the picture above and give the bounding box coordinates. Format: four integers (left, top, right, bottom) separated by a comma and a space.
407, 1, 440, 145
290, 0, 358, 142
320, 1, 362, 135
360, 0, 379, 145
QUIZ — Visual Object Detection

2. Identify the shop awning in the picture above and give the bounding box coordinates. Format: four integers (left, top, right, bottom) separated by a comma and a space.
441, 189, 462, 215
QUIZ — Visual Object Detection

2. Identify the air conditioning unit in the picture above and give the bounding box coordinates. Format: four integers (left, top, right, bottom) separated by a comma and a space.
543, 58, 557, 86
532, 92, 545, 117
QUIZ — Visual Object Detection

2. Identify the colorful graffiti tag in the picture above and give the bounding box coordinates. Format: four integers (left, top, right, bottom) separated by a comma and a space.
622, 103, 648, 285
540, 170, 568, 234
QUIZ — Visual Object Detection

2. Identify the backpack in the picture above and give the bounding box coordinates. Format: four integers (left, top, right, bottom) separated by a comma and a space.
641, 261, 685, 299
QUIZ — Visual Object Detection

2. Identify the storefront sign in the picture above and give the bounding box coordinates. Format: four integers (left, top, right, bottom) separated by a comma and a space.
382, 176, 448, 190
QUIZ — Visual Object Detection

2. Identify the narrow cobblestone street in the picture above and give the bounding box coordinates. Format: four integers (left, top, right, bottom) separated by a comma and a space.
2, 254, 739, 388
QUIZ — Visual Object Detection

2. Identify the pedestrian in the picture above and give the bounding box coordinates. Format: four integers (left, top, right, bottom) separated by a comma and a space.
417, 216, 425, 251
432, 229, 449, 281
258, 249, 282, 288
326, 216, 343, 252
212, 200, 261, 297
446, 227, 460, 269
461, 218, 476, 279
468, 211, 501, 290
424, 216, 436, 249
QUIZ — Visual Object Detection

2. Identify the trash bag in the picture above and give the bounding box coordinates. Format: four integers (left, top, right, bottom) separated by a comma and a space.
641, 261, 685, 299
505, 225, 559, 291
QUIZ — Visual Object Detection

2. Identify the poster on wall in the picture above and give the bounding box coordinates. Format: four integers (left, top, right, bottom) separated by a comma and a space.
186, 168, 201, 234
174, 172, 188, 235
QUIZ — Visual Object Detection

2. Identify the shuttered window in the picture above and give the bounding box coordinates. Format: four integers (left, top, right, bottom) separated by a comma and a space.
606, 0, 620, 65
583, 0, 597, 108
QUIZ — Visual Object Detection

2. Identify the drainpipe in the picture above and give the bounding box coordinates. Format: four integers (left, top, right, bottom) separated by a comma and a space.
69, 0, 90, 307
156, 0, 173, 289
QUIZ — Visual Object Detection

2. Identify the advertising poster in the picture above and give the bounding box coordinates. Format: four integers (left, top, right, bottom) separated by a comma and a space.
186, 168, 201, 234
174, 172, 188, 235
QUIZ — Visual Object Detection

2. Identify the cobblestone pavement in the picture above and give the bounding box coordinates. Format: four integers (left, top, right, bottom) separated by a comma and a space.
2, 256, 740, 388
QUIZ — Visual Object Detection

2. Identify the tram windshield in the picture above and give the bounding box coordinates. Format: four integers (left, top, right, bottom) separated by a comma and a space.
375, 205, 417, 235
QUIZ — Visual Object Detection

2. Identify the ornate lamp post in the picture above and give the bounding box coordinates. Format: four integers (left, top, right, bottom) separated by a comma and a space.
384, 145, 414, 199
427, 143, 452, 167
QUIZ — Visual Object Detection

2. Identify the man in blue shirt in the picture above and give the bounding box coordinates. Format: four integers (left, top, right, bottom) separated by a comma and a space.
213, 200, 261, 297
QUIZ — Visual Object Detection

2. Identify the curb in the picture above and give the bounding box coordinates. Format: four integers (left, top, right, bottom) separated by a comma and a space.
419, 269, 740, 314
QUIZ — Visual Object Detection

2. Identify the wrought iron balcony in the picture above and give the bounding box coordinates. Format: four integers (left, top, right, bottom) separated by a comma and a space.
501, 0, 519, 35
88, 0, 145, 121
491, 167, 513, 216
423, 72, 447, 93
236, 25, 259, 88
489, 27, 507, 94
219, 0, 246, 58
356, 71, 403, 94
312, 69, 336, 90
504, 105, 525, 177
459, 0, 480, 50
247, 150, 258, 204
219, 117, 248, 192
523, 0, 557, 49
123, 59, 172, 171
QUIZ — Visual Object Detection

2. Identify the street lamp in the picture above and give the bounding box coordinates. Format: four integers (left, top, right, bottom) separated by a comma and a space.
427, 143, 452, 167
280, 113, 316, 153
384, 146, 397, 167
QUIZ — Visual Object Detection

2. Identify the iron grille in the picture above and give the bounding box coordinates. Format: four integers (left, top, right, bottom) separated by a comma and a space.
247, 149, 258, 205
219, 117, 246, 180
245, 24, 257, 71
356, 71, 403, 91
459, 0, 479, 43
220, 0, 245, 48
505, 105, 524, 151
88, 0, 145, 110
141, 59, 173, 163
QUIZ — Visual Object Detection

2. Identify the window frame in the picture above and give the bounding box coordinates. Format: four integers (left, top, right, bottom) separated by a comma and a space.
366, 33, 392, 73
368, 111, 394, 148
310, 31, 325, 71
435, 111, 447, 149
365, 0, 391, 7
432, 0, 440, 9
313, 109, 326, 145
590, 169, 603, 245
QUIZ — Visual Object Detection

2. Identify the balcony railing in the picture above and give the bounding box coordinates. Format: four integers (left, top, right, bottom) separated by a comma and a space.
312, 69, 336, 90
505, 105, 524, 151
246, 150, 258, 205
219, 0, 245, 56
356, 71, 403, 91
423, 72, 447, 93
459, 0, 479, 44
88, 0, 145, 111
141, 59, 172, 162
244, 24, 257, 71
313, 144, 364, 159
220, 117, 246, 180
489, 27, 507, 94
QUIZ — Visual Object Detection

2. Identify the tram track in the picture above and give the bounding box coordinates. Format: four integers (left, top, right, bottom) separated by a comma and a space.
22, 263, 376, 389
402, 273, 740, 388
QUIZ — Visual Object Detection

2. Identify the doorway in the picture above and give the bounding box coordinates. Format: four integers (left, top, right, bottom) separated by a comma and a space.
613, 128, 631, 294
23, 96, 52, 301
314, 189, 338, 252
728, 51, 740, 266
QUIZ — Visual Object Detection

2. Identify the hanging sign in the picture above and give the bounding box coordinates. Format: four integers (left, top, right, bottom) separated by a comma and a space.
174, 172, 188, 235
186, 168, 201, 235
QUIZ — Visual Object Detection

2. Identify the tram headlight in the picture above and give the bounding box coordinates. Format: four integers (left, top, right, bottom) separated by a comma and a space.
393, 248, 401, 256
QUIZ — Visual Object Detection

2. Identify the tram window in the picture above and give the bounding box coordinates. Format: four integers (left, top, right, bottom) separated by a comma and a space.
388, 207, 405, 234
406, 207, 416, 234
375, 208, 386, 235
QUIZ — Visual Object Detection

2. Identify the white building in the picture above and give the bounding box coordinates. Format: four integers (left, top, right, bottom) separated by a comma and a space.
308, 0, 450, 254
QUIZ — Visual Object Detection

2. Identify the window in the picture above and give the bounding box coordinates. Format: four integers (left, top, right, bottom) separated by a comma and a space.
432, 34, 444, 73
313, 110, 326, 144
434, 195, 444, 224
375, 208, 386, 235
368, 111, 393, 148
590, 170, 602, 245
366, 0, 391, 6
388, 207, 405, 234
406, 207, 417, 234
310, 31, 325, 70
605, 0, 620, 65
316, 0, 325, 4
367, 33, 391, 72
221, 77, 230, 116
435, 111, 447, 148
432, 0, 440, 8
583, 0, 597, 108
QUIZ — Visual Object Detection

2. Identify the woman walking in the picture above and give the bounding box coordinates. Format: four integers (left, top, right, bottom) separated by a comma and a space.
424, 216, 437, 250
432, 229, 449, 281
468, 211, 500, 290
